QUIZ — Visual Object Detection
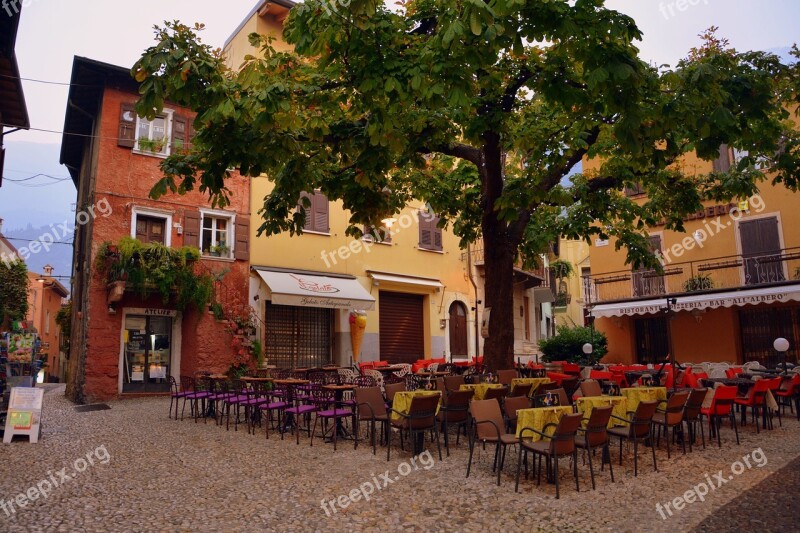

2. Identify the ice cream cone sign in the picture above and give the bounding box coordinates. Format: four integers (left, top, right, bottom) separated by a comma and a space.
349, 311, 367, 362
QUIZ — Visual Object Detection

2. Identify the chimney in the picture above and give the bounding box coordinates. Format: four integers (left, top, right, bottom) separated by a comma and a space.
0, 218, 4, 233
43, 264, 54, 276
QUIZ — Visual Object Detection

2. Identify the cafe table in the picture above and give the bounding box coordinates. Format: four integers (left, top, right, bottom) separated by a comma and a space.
621, 386, 668, 412
459, 383, 506, 400
390, 390, 442, 423
575, 396, 628, 428
510, 377, 551, 395
515, 406, 574, 441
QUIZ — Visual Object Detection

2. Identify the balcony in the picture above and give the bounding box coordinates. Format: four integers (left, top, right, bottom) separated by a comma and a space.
584, 247, 800, 304
469, 240, 548, 289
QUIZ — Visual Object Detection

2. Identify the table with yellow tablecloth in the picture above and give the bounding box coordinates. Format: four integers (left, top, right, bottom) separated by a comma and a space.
515, 406, 574, 441
575, 396, 629, 428
510, 377, 551, 396
391, 390, 442, 422
621, 387, 667, 413
459, 383, 506, 400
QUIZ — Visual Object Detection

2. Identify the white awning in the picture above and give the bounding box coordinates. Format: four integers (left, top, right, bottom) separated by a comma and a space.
255, 269, 375, 310
533, 287, 555, 304
591, 284, 800, 318
368, 271, 444, 290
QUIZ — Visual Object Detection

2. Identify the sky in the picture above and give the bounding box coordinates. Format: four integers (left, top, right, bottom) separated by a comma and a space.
1, 0, 799, 272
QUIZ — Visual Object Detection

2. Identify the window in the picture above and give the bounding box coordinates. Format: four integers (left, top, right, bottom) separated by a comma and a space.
201, 213, 233, 258
363, 224, 392, 244
624, 182, 645, 197
418, 210, 443, 251
136, 216, 167, 245
298, 191, 329, 234
135, 113, 172, 156
45, 310, 50, 335
131, 207, 172, 246
118, 102, 192, 158
523, 296, 531, 341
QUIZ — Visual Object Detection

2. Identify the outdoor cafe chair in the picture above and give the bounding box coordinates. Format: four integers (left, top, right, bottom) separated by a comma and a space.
337, 367, 358, 383
497, 369, 517, 386
258, 381, 289, 439
515, 412, 584, 498
574, 405, 614, 490
700, 385, 739, 447
170, 376, 191, 420
310, 387, 352, 451
283, 383, 318, 444
387, 394, 443, 462
466, 399, 519, 486
734, 378, 772, 432
652, 390, 690, 458
364, 369, 385, 390
384, 381, 407, 407
179, 376, 208, 422
438, 389, 474, 456
484, 385, 509, 403
502, 394, 530, 433
682, 388, 707, 451
354, 386, 389, 455
222, 379, 252, 432
608, 400, 659, 477
509, 382, 533, 398
444, 375, 466, 392
579, 380, 602, 398
776, 374, 800, 420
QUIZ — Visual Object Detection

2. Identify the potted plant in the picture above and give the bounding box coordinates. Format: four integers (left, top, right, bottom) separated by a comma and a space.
208, 243, 230, 258
683, 274, 714, 292
137, 137, 166, 153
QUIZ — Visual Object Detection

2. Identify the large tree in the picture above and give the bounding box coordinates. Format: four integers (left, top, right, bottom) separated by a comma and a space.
134, 1, 799, 370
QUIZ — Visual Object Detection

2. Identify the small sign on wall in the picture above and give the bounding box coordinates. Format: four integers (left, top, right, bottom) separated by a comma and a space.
481, 308, 491, 338
3, 387, 44, 443
595, 239, 609, 247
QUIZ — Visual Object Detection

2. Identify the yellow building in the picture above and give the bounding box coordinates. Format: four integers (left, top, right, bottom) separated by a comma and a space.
586, 147, 800, 367
224, 4, 477, 367
553, 238, 592, 328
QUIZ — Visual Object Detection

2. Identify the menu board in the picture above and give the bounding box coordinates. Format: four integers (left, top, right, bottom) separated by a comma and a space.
3, 387, 44, 444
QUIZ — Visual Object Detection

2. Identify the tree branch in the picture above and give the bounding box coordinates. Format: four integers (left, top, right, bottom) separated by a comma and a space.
418, 143, 483, 167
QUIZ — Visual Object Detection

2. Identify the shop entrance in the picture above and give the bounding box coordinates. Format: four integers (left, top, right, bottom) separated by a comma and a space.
123, 315, 172, 393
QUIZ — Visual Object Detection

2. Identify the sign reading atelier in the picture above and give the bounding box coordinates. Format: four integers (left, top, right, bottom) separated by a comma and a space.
3, 387, 44, 444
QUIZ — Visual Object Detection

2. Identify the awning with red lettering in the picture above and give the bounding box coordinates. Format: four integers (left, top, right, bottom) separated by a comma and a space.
591, 284, 800, 318
254, 267, 375, 310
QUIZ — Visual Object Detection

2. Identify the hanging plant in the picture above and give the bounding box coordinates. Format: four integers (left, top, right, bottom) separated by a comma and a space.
550, 259, 574, 280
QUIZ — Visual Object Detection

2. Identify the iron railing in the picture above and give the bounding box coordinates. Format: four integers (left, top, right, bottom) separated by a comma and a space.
584, 246, 800, 303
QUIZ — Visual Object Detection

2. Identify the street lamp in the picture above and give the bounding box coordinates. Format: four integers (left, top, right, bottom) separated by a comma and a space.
582, 343, 593, 355
773, 337, 790, 374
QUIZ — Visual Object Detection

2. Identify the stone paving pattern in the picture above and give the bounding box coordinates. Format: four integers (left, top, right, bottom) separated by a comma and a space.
0, 385, 798, 532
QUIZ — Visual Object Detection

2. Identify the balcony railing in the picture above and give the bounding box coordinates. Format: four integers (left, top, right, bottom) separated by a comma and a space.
584, 246, 800, 304
469, 240, 548, 282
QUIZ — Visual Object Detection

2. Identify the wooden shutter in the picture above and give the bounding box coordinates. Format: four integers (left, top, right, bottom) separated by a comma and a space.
419, 211, 432, 248
432, 217, 443, 251
234, 216, 250, 260
118, 103, 136, 148
712, 144, 731, 172
171, 115, 188, 154
183, 210, 201, 248
298, 192, 313, 231
364, 225, 392, 244
312, 192, 329, 232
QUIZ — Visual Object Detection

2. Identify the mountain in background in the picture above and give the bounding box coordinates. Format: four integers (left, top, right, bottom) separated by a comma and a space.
2, 140, 75, 284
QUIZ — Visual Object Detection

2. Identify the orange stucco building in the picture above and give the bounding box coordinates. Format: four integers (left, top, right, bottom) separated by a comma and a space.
586, 146, 800, 367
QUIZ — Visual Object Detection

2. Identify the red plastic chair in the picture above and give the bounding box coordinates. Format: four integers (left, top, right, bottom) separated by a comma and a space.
700, 385, 739, 446
589, 370, 614, 381
725, 368, 736, 379
775, 374, 800, 420
734, 378, 772, 432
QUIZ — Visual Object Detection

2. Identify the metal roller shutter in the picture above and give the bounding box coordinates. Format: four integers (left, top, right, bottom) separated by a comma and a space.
379, 291, 424, 364
264, 302, 333, 369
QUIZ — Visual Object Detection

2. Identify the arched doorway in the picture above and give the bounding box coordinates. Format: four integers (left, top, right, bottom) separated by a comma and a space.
449, 302, 468, 357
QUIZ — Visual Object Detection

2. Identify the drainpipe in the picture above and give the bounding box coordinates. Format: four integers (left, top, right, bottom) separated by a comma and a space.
467, 244, 480, 359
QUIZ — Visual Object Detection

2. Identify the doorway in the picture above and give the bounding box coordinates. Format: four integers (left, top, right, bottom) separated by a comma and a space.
449, 302, 468, 357
123, 315, 172, 393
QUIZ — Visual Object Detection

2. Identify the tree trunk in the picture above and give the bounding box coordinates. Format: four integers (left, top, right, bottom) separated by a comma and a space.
482, 224, 517, 372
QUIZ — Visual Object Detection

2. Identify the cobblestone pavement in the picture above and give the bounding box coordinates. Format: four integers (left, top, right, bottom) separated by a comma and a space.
693, 453, 800, 532
1, 386, 799, 532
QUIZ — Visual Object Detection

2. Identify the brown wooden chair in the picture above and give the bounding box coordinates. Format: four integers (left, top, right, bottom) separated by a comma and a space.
387, 394, 442, 461
484, 385, 509, 402
608, 400, 659, 476
682, 387, 707, 451
561, 377, 581, 403
502, 395, 530, 433
497, 369, 517, 386
509, 382, 533, 398
384, 381, 407, 407
444, 375, 466, 392
515, 413, 584, 498
466, 399, 519, 486
575, 405, 614, 490
438, 389, 474, 456
354, 386, 389, 455
653, 390, 690, 458
580, 380, 602, 398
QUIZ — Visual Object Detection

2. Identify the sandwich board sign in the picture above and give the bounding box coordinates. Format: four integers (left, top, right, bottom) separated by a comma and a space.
3, 387, 44, 443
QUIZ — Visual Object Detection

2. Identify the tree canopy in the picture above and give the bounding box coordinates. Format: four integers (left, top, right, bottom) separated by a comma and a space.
0, 260, 29, 328
133, 0, 799, 368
